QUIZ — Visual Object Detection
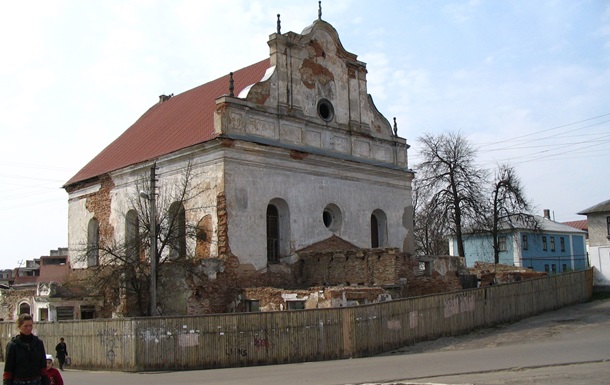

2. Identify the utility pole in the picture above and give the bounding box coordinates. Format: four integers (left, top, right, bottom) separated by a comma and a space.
148, 163, 158, 316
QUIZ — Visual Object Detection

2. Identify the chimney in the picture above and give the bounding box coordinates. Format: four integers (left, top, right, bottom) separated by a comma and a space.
543, 209, 550, 220
158, 93, 173, 103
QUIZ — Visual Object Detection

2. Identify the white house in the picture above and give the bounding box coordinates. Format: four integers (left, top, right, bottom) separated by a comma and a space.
578, 199, 610, 287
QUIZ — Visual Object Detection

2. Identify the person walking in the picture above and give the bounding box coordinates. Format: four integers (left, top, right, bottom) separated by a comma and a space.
3, 313, 51, 385
44, 355, 63, 385
54, 339, 68, 371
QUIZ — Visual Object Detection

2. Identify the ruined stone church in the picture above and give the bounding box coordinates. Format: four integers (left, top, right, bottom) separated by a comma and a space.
63, 9, 420, 316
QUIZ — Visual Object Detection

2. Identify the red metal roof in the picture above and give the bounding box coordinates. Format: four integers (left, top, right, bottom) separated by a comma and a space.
65, 59, 270, 187
562, 220, 588, 231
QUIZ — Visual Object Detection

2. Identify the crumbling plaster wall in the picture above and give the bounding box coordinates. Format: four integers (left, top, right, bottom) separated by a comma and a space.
234, 20, 408, 168
223, 142, 412, 271
0, 289, 35, 321
67, 150, 225, 269
216, 19, 415, 265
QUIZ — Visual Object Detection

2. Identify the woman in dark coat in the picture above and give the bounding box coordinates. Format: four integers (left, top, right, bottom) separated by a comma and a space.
3, 313, 50, 385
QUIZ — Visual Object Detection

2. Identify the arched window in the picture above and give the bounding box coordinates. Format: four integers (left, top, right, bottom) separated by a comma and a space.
19, 302, 30, 315
371, 215, 379, 248
125, 210, 140, 263
371, 209, 388, 248
266, 199, 290, 264
168, 202, 186, 259
266, 205, 280, 263
87, 218, 100, 267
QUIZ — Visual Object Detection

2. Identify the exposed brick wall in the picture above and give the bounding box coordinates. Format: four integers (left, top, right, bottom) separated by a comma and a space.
0, 289, 35, 321
298, 248, 403, 286
216, 192, 231, 259
470, 262, 547, 286
195, 214, 212, 259
180, 245, 468, 315
84, 174, 116, 245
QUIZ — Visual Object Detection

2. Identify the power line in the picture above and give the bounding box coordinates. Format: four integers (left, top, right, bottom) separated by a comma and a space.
476, 112, 610, 147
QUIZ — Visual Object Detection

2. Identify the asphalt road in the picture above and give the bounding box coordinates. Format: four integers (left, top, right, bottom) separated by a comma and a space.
11, 298, 610, 385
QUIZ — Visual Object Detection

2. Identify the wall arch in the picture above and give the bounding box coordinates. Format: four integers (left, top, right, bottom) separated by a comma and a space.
168, 202, 186, 259
371, 209, 388, 248
125, 210, 140, 263
87, 218, 100, 267
266, 198, 291, 264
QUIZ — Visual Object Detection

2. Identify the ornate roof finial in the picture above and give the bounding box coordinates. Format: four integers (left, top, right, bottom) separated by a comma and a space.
318, 1, 322, 20
229, 72, 234, 97
393, 117, 398, 136
277, 14, 281, 34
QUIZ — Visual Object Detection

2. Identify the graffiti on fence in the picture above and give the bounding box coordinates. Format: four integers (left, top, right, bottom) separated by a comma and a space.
224, 338, 248, 357
221, 331, 275, 357
97, 328, 118, 365
253, 336, 272, 349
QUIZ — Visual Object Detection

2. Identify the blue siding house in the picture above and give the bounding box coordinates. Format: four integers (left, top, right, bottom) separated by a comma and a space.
449, 215, 587, 273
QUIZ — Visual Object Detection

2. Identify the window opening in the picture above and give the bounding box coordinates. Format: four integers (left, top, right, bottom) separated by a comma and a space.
322, 203, 342, 232
370, 209, 387, 248
80, 305, 96, 319
550, 237, 555, 252
287, 301, 306, 310
498, 236, 507, 252
371, 215, 379, 248
56, 306, 74, 321
19, 303, 30, 315
317, 99, 334, 122
267, 205, 280, 264
168, 203, 186, 259
39, 308, 48, 321
560, 237, 565, 252
522, 234, 528, 250
542, 236, 547, 251
246, 300, 260, 312
125, 210, 140, 263
87, 218, 100, 267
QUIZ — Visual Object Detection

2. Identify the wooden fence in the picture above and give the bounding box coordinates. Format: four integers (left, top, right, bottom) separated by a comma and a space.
0, 269, 593, 371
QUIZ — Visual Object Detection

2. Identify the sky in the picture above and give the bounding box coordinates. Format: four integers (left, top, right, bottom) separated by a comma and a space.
0, 0, 608, 270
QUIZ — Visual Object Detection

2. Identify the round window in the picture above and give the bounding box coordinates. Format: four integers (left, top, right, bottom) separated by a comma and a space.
322, 203, 342, 232
317, 99, 334, 122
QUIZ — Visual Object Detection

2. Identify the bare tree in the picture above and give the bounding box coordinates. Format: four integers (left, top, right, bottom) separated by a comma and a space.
413, 180, 449, 256
68, 160, 213, 316
416, 132, 488, 258
489, 163, 539, 264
